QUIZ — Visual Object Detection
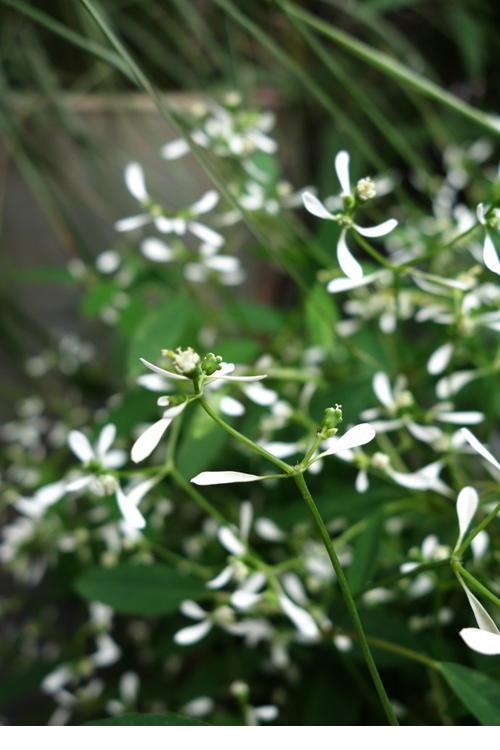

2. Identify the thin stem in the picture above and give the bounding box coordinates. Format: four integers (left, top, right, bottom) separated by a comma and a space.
352, 230, 396, 272
457, 501, 500, 557
293, 472, 398, 726
198, 396, 292, 474
454, 562, 500, 608
365, 634, 438, 670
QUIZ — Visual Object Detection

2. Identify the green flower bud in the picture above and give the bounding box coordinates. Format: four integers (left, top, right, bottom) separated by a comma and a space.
201, 352, 223, 376
322, 405, 343, 430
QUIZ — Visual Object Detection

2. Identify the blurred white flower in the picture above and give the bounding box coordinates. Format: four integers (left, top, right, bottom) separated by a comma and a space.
115, 162, 224, 247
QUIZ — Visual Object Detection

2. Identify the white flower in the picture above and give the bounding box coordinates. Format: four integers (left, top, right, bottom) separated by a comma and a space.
206, 502, 283, 610
115, 162, 224, 247
174, 601, 238, 645
476, 203, 500, 275
302, 150, 397, 280
62, 424, 125, 497
161, 102, 277, 161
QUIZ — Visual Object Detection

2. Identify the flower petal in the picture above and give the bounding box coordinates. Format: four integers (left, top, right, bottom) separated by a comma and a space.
68, 430, 94, 463
456, 486, 479, 546
301, 191, 335, 220
318, 423, 376, 460
427, 342, 454, 375
161, 138, 190, 160
115, 214, 151, 232
373, 371, 394, 409
190, 190, 219, 215
461, 428, 500, 471
337, 230, 363, 280
65, 475, 93, 492
180, 600, 207, 620
239, 501, 253, 543
243, 383, 277, 405
206, 565, 234, 590
131, 418, 173, 463
436, 411, 484, 425
459, 627, 500, 655
355, 469, 369, 493
126, 477, 157, 507
116, 486, 146, 530
139, 357, 189, 381
219, 395, 245, 417
124, 162, 148, 202
459, 579, 500, 633
278, 593, 320, 639
188, 221, 225, 248
334, 150, 351, 195
174, 619, 212, 646
96, 424, 116, 460
141, 238, 174, 262
137, 373, 173, 392
327, 271, 385, 294
215, 373, 267, 383
231, 591, 262, 610
191, 471, 265, 485
218, 526, 245, 555
476, 203, 487, 225
483, 232, 500, 275
354, 219, 397, 237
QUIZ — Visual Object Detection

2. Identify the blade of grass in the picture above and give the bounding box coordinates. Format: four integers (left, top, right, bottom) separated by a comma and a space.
1, 0, 133, 82
281, 1, 500, 137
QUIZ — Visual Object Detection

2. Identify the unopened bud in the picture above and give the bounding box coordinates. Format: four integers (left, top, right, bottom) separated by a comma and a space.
321, 404, 343, 433
201, 352, 223, 376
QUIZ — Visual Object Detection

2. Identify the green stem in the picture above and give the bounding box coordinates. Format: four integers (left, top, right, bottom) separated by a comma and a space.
457, 501, 500, 557
454, 563, 500, 608
352, 230, 397, 272
365, 634, 438, 670
293, 472, 398, 726
198, 396, 292, 474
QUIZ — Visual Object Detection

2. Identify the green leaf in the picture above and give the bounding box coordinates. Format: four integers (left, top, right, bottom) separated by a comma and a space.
75, 564, 205, 615
127, 295, 193, 376
347, 510, 383, 595
86, 712, 208, 726
439, 662, 500, 725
